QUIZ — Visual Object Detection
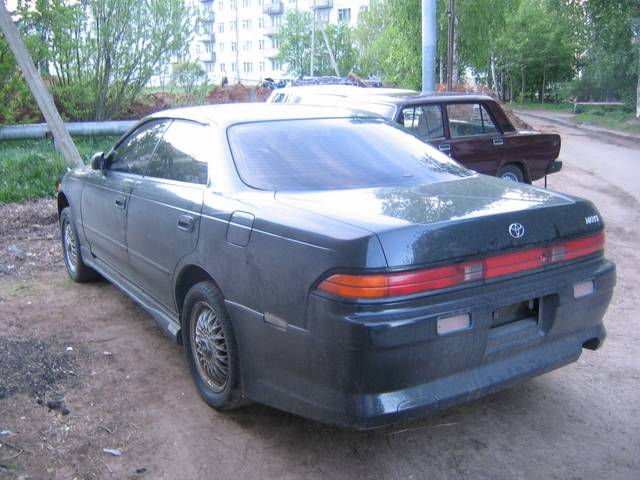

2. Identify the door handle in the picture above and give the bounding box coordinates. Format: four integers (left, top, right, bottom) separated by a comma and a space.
177, 215, 194, 232
493, 138, 504, 146
438, 144, 451, 152
114, 196, 126, 209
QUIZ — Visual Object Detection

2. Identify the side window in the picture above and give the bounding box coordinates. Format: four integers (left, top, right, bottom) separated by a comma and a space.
447, 103, 499, 138
400, 105, 444, 140
110, 120, 169, 174
147, 120, 210, 185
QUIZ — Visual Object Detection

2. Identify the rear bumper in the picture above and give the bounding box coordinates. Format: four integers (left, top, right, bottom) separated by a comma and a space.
546, 160, 563, 174
228, 257, 615, 429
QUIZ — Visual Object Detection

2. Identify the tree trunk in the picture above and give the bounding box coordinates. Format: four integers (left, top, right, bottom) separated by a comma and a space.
637, 54, 640, 117
490, 50, 498, 95
520, 65, 526, 104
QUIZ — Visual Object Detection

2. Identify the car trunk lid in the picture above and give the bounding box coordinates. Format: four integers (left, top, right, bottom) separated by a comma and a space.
275, 175, 603, 267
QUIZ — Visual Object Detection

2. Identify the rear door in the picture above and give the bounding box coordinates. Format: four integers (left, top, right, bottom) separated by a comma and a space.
125, 120, 209, 311
444, 102, 504, 175
398, 104, 450, 154
81, 120, 168, 277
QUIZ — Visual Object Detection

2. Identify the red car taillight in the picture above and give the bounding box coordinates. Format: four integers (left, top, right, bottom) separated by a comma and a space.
318, 230, 605, 299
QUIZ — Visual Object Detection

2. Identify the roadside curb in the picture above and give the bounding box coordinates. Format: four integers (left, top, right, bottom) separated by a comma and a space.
514, 110, 640, 144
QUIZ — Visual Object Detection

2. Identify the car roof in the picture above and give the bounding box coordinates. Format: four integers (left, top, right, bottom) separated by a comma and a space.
353, 92, 497, 105
147, 103, 378, 127
269, 85, 418, 98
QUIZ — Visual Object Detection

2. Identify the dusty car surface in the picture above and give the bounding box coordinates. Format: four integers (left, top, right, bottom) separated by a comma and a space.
58, 104, 614, 429
267, 90, 562, 183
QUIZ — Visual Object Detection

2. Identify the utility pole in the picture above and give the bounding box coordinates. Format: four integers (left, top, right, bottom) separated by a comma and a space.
310, 2, 315, 77
0, 2, 83, 167
447, 0, 455, 91
320, 28, 339, 77
421, 0, 437, 93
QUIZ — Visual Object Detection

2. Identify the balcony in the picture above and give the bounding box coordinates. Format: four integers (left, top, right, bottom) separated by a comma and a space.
312, 0, 333, 9
264, 25, 281, 37
263, 2, 284, 15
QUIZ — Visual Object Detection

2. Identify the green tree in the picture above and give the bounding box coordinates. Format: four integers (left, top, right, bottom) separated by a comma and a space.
19, 0, 195, 120
172, 59, 207, 97
275, 10, 312, 77
276, 10, 357, 78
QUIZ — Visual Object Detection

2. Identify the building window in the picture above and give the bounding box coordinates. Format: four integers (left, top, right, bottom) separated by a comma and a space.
243, 62, 253, 73
243, 40, 252, 51
270, 59, 282, 71
206, 62, 214, 73
258, 39, 265, 50
230, 20, 237, 31
219, 43, 225, 52
204, 21, 214, 33
218, 1, 224, 10
231, 0, 237, 9
242, 19, 251, 29
242, 0, 251, 6
315, 9, 329, 23
258, 17, 265, 28
231, 63, 237, 72
220, 63, 226, 72
231, 42, 237, 51
259, 61, 265, 72
196, 44, 201, 54
271, 14, 282, 27
219, 22, 224, 33
338, 8, 351, 23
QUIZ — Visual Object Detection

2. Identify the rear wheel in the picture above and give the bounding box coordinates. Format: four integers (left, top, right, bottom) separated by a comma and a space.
60, 207, 98, 282
183, 281, 245, 410
497, 164, 525, 183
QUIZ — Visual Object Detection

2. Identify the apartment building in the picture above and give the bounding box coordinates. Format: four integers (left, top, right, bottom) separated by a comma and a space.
190, 0, 370, 84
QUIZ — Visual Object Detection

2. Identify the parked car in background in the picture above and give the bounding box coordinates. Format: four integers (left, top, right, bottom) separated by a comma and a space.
266, 84, 417, 108
267, 90, 562, 183
58, 104, 613, 429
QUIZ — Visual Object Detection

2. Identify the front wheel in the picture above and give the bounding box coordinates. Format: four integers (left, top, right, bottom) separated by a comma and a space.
60, 207, 99, 282
182, 281, 246, 410
497, 164, 525, 183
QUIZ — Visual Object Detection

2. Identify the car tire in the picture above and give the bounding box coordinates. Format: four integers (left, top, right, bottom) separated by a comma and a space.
60, 207, 99, 282
183, 281, 246, 411
497, 164, 525, 183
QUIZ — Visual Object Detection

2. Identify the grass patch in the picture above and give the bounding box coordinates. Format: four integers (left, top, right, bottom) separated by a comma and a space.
516, 102, 574, 112
574, 109, 640, 135
0, 136, 117, 203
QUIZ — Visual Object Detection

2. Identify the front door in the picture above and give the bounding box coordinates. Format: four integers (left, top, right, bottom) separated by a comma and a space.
81, 120, 169, 276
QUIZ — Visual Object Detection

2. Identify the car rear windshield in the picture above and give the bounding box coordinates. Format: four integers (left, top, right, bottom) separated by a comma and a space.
227, 118, 471, 191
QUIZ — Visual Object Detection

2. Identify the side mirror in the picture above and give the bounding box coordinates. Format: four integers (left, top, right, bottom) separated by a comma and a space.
90, 152, 105, 170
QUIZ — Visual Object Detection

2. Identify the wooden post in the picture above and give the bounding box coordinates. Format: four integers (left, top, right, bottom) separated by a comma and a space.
0, 2, 84, 167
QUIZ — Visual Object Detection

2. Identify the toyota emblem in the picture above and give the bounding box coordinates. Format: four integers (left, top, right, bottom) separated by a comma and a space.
509, 223, 525, 239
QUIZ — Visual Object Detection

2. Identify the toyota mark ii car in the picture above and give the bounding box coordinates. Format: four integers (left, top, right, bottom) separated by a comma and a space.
58, 104, 615, 429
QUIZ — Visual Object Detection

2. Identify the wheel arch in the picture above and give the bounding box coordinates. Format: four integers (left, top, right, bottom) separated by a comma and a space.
174, 264, 222, 329
57, 191, 70, 218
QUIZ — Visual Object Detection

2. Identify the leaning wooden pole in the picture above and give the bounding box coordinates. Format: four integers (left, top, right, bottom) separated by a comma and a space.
0, 2, 84, 167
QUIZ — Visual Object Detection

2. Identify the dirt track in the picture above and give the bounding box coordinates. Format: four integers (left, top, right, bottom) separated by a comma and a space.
1, 117, 639, 479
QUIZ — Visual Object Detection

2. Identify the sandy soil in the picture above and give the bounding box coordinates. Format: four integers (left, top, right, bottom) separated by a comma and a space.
0, 120, 639, 479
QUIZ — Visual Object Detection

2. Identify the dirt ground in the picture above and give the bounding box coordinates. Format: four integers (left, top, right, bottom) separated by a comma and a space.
1, 122, 639, 479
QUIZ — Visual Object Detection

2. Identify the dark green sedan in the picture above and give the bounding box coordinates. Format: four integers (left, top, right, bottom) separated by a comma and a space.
57, 104, 615, 429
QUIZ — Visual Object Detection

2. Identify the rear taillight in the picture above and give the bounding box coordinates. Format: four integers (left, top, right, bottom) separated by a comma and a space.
318, 230, 605, 299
